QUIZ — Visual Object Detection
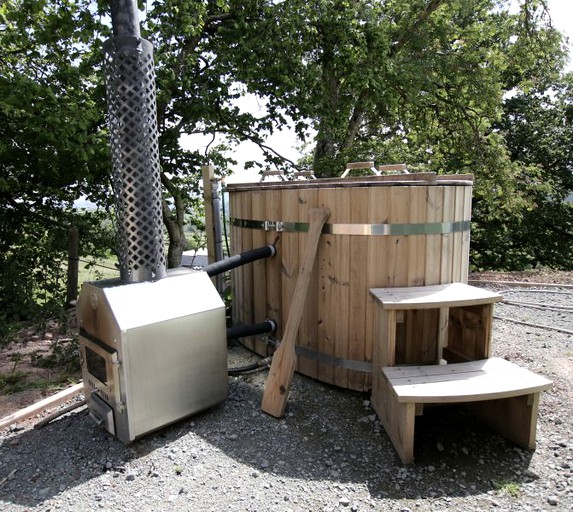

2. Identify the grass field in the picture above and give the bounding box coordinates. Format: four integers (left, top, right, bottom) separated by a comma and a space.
77, 256, 120, 285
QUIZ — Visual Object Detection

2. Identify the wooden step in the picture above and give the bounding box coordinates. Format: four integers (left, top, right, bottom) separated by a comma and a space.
383, 358, 553, 404
370, 282, 502, 310
374, 358, 553, 464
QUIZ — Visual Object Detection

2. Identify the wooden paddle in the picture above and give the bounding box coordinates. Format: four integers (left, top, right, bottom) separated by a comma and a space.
261, 206, 330, 418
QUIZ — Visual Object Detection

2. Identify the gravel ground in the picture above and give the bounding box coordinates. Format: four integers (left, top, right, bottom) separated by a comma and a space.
1, 281, 572, 512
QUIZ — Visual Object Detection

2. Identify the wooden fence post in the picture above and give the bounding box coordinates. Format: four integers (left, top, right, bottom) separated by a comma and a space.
66, 225, 79, 307
202, 165, 224, 292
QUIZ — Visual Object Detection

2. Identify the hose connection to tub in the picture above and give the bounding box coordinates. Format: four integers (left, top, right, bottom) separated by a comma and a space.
201, 244, 279, 375
227, 319, 277, 376
203, 244, 276, 277
226, 319, 277, 340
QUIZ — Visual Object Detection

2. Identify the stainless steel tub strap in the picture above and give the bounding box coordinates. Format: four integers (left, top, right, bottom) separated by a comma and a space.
231, 218, 470, 236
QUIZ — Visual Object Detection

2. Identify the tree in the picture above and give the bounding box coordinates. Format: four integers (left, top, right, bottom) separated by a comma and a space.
117, 0, 572, 269
0, 0, 112, 329
1, 0, 310, 294
480, 74, 573, 269
143, 0, 296, 267
2, 0, 571, 334
221, 0, 569, 268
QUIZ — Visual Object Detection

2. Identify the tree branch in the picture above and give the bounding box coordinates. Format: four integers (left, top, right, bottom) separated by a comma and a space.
391, 0, 444, 55
344, 89, 370, 151
233, 128, 302, 169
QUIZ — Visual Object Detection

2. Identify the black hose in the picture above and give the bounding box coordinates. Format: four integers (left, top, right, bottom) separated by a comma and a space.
228, 356, 272, 376
204, 245, 276, 277
226, 320, 276, 375
226, 320, 277, 340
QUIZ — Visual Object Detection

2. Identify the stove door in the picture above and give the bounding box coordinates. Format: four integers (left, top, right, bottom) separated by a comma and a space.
79, 333, 122, 415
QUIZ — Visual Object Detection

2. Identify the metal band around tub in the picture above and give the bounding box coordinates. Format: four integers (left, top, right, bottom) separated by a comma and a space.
295, 346, 373, 373
230, 218, 470, 236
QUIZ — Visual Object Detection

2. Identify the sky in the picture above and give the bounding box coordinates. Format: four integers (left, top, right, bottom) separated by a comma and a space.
185, 0, 573, 184
546, 0, 573, 67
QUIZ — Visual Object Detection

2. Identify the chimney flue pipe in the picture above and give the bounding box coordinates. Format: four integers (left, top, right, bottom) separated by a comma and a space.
110, 0, 141, 38
105, 0, 167, 282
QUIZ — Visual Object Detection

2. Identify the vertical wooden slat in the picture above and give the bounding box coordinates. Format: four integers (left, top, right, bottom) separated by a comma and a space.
251, 189, 268, 354
420, 309, 439, 364
440, 186, 455, 283
404, 186, 429, 363
365, 186, 390, 388
266, 189, 283, 341
388, 186, 409, 287
480, 303, 494, 358
281, 188, 300, 364
424, 186, 444, 286
388, 187, 409, 362
347, 187, 370, 390
332, 188, 350, 388
317, 186, 336, 385
404, 309, 417, 363
452, 186, 465, 282
406, 186, 427, 287
383, 309, 397, 367
461, 185, 473, 283
241, 190, 254, 327
437, 307, 449, 361
229, 191, 242, 329
297, 188, 319, 379
371, 301, 384, 402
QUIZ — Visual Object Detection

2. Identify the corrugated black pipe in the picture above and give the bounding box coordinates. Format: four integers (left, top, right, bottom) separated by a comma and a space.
204, 245, 276, 277
226, 320, 277, 340
227, 320, 276, 376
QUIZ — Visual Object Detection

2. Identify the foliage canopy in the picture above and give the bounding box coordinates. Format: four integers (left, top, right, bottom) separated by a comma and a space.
1, 0, 572, 331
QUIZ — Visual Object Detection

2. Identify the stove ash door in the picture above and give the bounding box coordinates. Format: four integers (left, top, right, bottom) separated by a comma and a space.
88, 391, 116, 436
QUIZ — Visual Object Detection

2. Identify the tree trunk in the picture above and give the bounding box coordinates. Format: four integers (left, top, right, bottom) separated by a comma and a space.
344, 90, 369, 151
312, 126, 337, 177
160, 172, 189, 269
312, 34, 341, 177
161, 196, 187, 268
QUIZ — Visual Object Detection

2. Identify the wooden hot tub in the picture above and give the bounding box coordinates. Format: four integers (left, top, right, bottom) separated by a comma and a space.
227, 173, 473, 391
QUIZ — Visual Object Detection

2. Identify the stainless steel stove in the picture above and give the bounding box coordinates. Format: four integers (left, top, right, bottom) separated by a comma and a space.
78, 270, 227, 444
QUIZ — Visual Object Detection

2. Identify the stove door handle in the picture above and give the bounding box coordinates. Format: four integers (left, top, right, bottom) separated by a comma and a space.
89, 409, 105, 427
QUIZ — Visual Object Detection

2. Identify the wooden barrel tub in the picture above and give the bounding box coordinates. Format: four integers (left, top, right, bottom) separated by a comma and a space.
227, 173, 473, 391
